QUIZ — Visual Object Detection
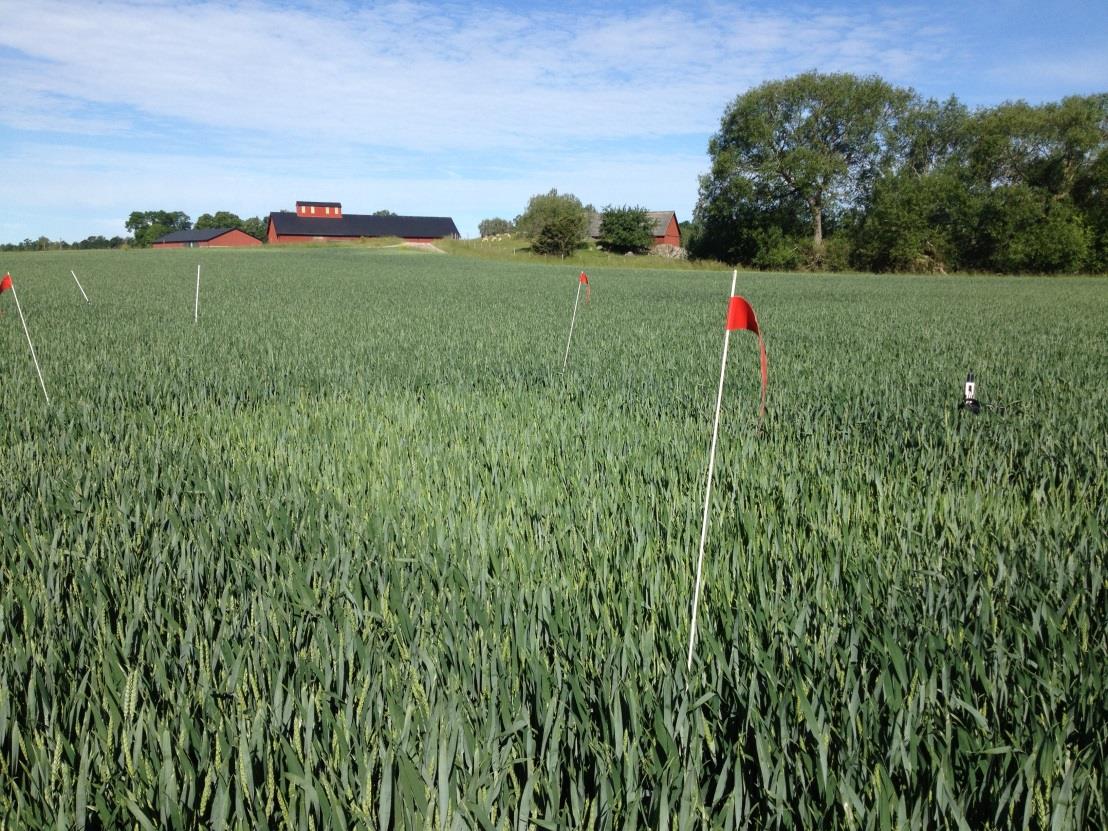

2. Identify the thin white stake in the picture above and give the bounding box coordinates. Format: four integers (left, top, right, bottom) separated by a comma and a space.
194, 264, 200, 323
70, 269, 90, 303
686, 268, 739, 671
561, 280, 583, 373
8, 281, 50, 403
70, 270, 90, 303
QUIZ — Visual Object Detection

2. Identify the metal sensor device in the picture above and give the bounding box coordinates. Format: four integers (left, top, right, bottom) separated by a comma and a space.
960, 372, 981, 413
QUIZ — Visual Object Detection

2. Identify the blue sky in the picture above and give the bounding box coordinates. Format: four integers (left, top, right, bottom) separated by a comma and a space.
1, 0, 1105, 243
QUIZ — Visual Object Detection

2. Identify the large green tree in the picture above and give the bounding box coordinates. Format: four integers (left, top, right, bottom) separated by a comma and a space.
691, 170, 809, 266
195, 211, 266, 241
974, 185, 1092, 273
598, 206, 654, 254
1073, 143, 1108, 271
851, 171, 977, 273
966, 96, 1106, 195
960, 94, 1107, 271
125, 210, 190, 247
515, 190, 588, 257
698, 72, 914, 260
195, 211, 244, 230
478, 218, 514, 237
849, 98, 974, 272
896, 95, 971, 176
240, 217, 266, 241
852, 93, 1108, 273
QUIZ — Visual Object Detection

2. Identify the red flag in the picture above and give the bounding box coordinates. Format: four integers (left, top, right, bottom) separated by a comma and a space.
726, 295, 757, 333
579, 271, 590, 302
725, 295, 767, 417
0, 273, 11, 294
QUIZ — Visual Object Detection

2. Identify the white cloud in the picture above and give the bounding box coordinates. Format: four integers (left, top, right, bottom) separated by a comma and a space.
0, 0, 955, 150
5, 0, 1102, 242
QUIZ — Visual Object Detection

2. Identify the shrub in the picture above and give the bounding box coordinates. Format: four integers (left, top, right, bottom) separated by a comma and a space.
516, 190, 588, 257
977, 186, 1092, 273
598, 206, 654, 254
751, 226, 805, 270
479, 218, 514, 238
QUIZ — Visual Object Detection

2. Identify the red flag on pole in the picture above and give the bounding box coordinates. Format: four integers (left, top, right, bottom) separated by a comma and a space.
0, 272, 50, 402
687, 275, 768, 673
562, 272, 589, 372
726, 295, 767, 419
725, 295, 757, 333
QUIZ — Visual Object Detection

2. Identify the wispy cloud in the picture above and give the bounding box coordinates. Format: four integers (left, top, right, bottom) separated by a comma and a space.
0, 0, 1102, 241
0, 0, 954, 149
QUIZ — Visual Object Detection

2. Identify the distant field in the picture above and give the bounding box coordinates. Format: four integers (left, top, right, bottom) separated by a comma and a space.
1, 248, 1105, 828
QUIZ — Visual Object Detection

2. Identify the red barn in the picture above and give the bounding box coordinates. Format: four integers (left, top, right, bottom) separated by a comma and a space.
267, 201, 460, 244
588, 210, 682, 247
647, 211, 682, 247
152, 228, 261, 248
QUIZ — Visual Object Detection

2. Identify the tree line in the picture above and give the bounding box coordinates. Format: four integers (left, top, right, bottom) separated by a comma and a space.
10, 70, 1106, 273
124, 211, 268, 247
480, 197, 660, 258
687, 72, 1107, 274
2, 210, 270, 251
483, 73, 1105, 274
1, 235, 129, 252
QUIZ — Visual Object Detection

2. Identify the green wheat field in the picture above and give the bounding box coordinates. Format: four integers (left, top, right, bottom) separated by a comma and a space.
1, 248, 1105, 829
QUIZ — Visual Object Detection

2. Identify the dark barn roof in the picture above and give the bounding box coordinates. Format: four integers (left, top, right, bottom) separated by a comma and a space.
155, 228, 236, 243
269, 212, 460, 239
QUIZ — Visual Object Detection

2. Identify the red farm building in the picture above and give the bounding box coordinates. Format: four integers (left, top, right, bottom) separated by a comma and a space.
588, 210, 682, 247
646, 211, 681, 247
152, 228, 261, 248
267, 201, 460, 244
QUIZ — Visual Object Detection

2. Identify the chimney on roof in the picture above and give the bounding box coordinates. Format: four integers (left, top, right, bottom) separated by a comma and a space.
295, 201, 342, 219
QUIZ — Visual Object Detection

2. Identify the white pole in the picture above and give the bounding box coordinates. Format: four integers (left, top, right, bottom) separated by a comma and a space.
686, 268, 739, 671
9, 282, 50, 403
194, 264, 200, 323
561, 280, 583, 373
70, 270, 90, 303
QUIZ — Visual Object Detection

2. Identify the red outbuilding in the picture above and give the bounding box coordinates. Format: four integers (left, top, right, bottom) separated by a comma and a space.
152, 228, 261, 248
646, 211, 682, 247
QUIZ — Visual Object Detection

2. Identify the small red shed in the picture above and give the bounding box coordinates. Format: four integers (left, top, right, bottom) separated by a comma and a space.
646, 211, 682, 247
152, 228, 261, 248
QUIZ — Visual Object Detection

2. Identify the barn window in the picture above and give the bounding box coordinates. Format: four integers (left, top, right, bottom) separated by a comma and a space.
310, 206, 316, 214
